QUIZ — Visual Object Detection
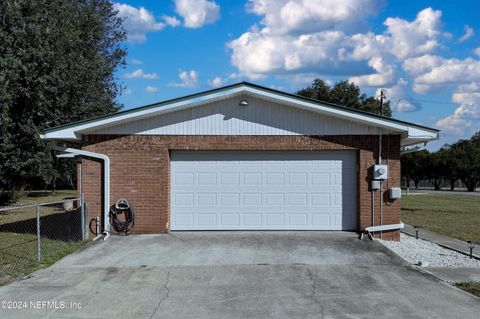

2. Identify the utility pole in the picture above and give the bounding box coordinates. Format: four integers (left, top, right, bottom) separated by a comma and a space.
379, 89, 386, 116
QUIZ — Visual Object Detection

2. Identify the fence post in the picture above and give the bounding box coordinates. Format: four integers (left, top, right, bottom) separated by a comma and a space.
36, 205, 41, 262
80, 193, 85, 240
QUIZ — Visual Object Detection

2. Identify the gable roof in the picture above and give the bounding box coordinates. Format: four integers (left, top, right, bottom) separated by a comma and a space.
41, 82, 439, 146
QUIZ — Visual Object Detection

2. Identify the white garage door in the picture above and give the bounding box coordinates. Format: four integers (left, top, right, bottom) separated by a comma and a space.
170, 151, 357, 230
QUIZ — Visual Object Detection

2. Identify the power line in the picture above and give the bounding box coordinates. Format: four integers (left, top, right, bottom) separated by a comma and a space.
388, 96, 469, 106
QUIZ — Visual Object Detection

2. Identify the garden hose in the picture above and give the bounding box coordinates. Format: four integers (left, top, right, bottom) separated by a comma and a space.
109, 198, 135, 234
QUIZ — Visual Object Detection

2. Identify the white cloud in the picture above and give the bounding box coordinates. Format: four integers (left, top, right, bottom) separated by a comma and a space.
123, 69, 159, 79
246, 0, 382, 35
208, 76, 225, 87
229, 4, 444, 86
163, 15, 181, 27
281, 73, 323, 87
145, 86, 158, 93
383, 8, 442, 59
349, 56, 396, 87
207, 73, 240, 87
404, 55, 480, 93
416, 58, 480, 85
228, 0, 385, 79
436, 116, 469, 135
402, 54, 443, 76
459, 25, 474, 43
229, 28, 368, 79
113, 3, 166, 43
437, 82, 480, 134
113, 3, 184, 43
174, 0, 220, 28
130, 59, 143, 65
123, 88, 133, 95
170, 70, 199, 88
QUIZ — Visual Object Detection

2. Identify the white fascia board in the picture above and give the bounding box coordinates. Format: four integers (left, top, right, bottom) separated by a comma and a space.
41, 84, 438, 142
243, 87, 432, 135
42, 87, 246, 140
407, 127, 439, 139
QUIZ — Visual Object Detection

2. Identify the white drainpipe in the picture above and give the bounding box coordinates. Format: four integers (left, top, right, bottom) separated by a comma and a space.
361, 223, 404, 240
54, 146, 110, 238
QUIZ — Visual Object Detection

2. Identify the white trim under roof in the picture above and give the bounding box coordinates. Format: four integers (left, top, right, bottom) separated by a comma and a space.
41, 83, 439, 146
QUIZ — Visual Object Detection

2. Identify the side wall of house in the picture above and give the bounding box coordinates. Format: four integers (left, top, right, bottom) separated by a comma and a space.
80, 135, 401, 240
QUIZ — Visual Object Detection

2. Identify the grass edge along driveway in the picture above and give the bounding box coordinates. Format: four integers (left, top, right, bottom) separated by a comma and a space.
401, 194, 480, 243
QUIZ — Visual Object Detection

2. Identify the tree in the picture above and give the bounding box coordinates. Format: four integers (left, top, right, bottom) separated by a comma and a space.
424, 151, 445, 191
453, 136, 480, 192
407, 150, 430, 189
401, 152, 420, 188
0, 0, 126, 200
297, 79, 392, 117
437, 145, 459, 190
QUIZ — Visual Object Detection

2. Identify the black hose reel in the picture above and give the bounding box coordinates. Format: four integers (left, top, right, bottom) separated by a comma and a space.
110, 198, 135, 235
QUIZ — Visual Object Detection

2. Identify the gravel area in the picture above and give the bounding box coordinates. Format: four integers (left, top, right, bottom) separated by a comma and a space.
379, 234, 480, 268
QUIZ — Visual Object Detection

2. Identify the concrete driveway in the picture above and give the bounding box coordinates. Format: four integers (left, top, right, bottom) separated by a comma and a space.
1, 232, 479, 318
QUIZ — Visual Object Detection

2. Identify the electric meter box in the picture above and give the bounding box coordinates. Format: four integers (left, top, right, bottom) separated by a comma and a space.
373, 164, 388, 180
371, 180, 381, 190
389, 187, 402, 199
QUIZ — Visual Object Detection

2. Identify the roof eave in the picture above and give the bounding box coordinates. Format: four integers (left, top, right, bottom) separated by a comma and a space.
40, 82, 440, 142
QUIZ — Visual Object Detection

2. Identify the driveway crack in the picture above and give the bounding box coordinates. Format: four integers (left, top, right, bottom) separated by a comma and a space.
149, 266, 173, 319
307, 268, 325, 319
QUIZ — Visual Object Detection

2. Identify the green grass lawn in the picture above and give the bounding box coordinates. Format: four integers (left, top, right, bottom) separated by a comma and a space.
401, 194, 480, 243
401, 194, 480, 297
455, 282, 480, 298
14, 190, 77, 205
0, 190, 85, 286
0, 232, 86, 285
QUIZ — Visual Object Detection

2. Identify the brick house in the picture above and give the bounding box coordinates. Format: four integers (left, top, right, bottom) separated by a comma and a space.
41, 82, 439, 240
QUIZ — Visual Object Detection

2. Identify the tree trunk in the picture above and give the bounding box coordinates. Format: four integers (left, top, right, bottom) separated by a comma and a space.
413, 179, 420, 189
450, 179, 456, 191
463, 179, 479, 192
432, 179, 441, 190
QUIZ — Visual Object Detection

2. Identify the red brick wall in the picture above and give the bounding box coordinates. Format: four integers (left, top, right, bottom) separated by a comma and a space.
80, 135, 401, 240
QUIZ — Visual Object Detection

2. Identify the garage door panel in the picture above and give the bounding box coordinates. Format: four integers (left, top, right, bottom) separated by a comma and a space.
198, 173, 216, 185
312, 213, 331, 226
174, 193, 194, 206
289, 172, 308, 185
311, 193, 331, 206
244, 172, 262, 185
287, 193, 308, 206
243, 213, 262, 225
221, 213, 240, 226
220, 172, 240, 185
170, 151, 357, 230
244, 193, 262, 205
174, 213, 195, 227
220, 193, 240, 206
198, 193, 216, 206
311, 172, 331, 185
198, 213, 216, 226
266, 213, 285, 226
289, 214, 308, 226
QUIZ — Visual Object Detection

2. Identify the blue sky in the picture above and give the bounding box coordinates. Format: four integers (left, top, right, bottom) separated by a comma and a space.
113, 0, 480, 150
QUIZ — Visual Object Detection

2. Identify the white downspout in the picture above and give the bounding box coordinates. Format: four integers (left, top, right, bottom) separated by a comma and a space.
378, 129, 383, 238
54, 146, 110, 238
363, 223, 404, 240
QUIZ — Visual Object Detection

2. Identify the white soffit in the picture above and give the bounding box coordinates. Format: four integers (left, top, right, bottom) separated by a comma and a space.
41, 83, 439, 144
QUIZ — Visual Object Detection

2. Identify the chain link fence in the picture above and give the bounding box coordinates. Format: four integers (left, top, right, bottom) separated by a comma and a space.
0, 198, 88, 284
